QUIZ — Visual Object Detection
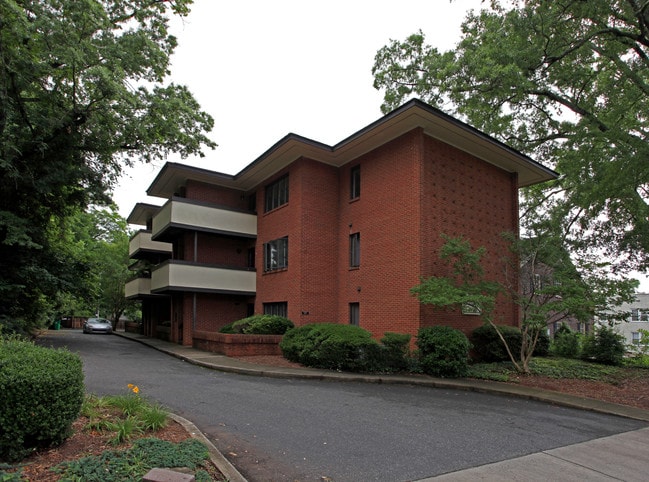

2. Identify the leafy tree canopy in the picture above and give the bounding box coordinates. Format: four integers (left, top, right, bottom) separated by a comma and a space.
373, 0, 649, 275
0, 0, 214, 331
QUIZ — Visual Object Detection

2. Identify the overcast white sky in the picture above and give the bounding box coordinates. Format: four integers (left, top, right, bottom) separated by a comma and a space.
113, 0, 487, 217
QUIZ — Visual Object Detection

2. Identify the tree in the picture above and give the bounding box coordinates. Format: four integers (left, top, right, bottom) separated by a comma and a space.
0, 0, 215, 332
373, 0, 649, 277
412, 235, 637, 373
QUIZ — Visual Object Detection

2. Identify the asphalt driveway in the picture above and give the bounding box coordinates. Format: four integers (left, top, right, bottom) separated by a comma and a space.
38, 330, 648, 481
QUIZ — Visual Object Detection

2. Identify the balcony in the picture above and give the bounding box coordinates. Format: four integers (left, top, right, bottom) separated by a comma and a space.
129, 230, 173, 260
152, 199, 257, 242
151, 260, 256, 295
125, 277, 156, 299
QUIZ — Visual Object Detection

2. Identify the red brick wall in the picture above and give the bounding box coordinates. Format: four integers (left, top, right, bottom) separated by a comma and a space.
254, 160, 339, 325
419, 134, 520, 335
192, 293, 251, 332
185, 180, 248, 210
189, 232, 254, 267
338, 130, 423, 339
296, 160, 339, 325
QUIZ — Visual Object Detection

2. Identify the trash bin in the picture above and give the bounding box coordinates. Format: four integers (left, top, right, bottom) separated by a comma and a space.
54, 319, 61, 330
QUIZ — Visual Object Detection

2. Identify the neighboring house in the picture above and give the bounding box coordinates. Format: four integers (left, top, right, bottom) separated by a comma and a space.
598, 293, 649, 350
125, 99, 557, 346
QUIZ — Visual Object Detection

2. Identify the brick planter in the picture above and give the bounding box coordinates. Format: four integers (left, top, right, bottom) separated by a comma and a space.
193, 331, 283, 357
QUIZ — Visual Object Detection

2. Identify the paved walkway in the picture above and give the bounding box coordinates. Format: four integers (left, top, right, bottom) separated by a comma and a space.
116, 332, 649, 481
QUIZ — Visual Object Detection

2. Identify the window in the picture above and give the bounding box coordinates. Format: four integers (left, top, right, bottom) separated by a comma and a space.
631, 309, 649, 322
264, 237, 288, 271
461, 302, 482, 315
349, 232, 360, 268
350, 165, 360, 199
349, 303, 360, 326
632, 331, 642, 345
264, 175, 289, 212
264, 302, 287, 318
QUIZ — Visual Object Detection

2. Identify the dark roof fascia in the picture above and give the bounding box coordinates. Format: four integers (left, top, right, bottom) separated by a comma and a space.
333, 98, 558, 181
233, 132, 333, 180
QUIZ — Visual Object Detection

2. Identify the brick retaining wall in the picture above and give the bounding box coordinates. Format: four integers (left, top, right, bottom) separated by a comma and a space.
193, 331, 283, 356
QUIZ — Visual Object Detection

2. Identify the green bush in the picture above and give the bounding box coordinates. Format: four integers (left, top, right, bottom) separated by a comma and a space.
471, 324, 522, 362
380, 332, 412, 372
551, 328, 582, 358
471, 324, 548, 362
280, 323, 383, 372
581, 326, 626, 366
533, 330, 551, 357
416, 326, 471, 377
223, 315, 294, 335
0, 338, 84, 461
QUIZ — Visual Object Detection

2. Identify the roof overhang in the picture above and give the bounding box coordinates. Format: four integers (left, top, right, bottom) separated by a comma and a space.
146, 99, 558, 199
126, 203, 163, 226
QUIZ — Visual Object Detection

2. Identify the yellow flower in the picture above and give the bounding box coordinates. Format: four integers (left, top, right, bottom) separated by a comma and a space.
132, 386, 139, 394
127, 383, 134, 389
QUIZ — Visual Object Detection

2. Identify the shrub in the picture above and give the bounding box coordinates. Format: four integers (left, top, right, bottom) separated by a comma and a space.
471, 324, 522, 362
0, 338, 84, 461
533, 330, 550, 357
219, 322, 236, 333
416, 326, 471, 377
225, 315, 294, 335
280, 323, 382, 372
551, 328, 582, 359
581, 326, 626, 366
471, 324, 548, 362
380, 332, 412, 372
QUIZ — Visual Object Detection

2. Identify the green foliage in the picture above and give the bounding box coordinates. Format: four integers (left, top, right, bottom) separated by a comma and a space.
624, 355, 649, 368
0, 338, 84, 462
471, 324, 522, 363
227, 314, 294, 335
581, 326, 626, 366
533, 330, 550, 357
411, 235, 500, 317
416, 326, 471, 378
380, 332, 412, 372
0, 0, 214, 332
219, 322, 237, 334
466, 362, 516, 382
0, 470, 23, 482
373, 0, 649, 275
54, 438, 211, 482
105, 416, 144, 445
280, 323, 383, 372
468, 356, 625, 382
551, 326, 582, 359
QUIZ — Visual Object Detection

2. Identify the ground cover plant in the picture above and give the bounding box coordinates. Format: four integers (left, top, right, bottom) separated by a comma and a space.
0, 387, 223, 481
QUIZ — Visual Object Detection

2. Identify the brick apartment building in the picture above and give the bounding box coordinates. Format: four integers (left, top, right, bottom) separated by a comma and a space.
125, 99, 557, 347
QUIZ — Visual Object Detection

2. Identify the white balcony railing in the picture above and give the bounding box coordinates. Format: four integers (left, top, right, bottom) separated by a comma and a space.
125, 277, 153, 299
129, 231, 173, 258
151, 261, 256, 295
152, 199, 257, 240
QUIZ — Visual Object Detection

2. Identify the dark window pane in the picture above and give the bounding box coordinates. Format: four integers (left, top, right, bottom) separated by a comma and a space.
350, 165, 360, 199
350, 232, 360, 267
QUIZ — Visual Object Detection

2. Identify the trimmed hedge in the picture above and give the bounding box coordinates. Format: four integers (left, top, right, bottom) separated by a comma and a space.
0, 338, 84, 461
416, 326, 471, 377
380, 332, 412, 372
280, 323, 383, 372
471, 324, 549, 362
220, 315, 294, 335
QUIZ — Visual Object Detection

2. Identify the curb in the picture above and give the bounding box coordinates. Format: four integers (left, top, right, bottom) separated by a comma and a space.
168, 413, 247, 482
